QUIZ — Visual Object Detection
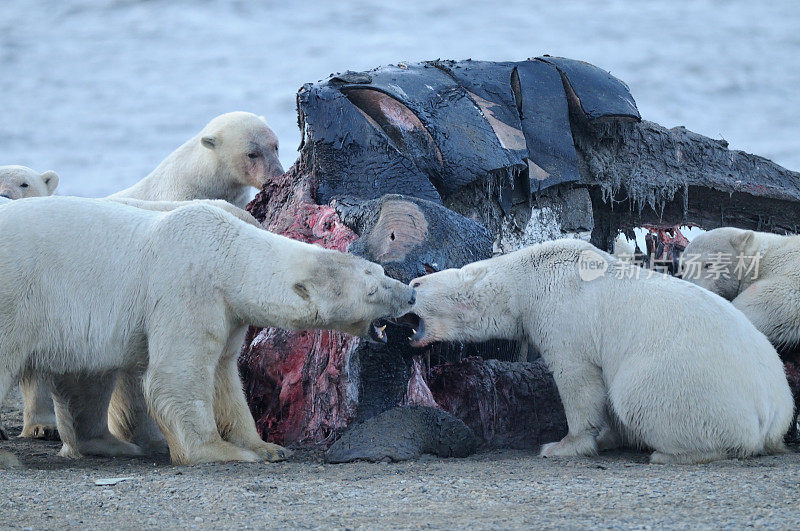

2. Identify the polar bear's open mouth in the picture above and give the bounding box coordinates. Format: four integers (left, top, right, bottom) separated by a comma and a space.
395, 313, 425, 345
369, 318, 391, 343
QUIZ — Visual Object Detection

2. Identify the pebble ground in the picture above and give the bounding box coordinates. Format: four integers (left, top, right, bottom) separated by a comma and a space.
2, 390, 799, 529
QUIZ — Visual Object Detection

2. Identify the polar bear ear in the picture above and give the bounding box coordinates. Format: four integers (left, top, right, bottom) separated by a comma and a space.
731, 230, 755, 251
201, 136, 218, 150
40, 171, 58, 195
293, 282, 311, 301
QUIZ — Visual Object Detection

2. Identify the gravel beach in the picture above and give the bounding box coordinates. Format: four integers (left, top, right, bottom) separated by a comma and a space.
2, 390, 800, 529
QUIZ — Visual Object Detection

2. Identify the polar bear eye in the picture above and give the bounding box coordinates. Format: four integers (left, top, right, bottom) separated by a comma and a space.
20, 183, 28, 188
247, 152, 260, 159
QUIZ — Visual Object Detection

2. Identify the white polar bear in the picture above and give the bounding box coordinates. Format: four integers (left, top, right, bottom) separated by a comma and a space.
16, 197, 261, 443
0, 165, 58, 200
109, 111, 284, 208
681, 227, 800, 353
404, 239, 793, 464
0, 166, 59, 439
20, 111, 284, 444
0, 196, 415, 467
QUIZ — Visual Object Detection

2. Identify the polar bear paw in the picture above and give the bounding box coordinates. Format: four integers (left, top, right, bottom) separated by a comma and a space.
20, 423, 60, 441
184, 441, 261, 465
249, 441, 293, 462
540, 433, 598, 458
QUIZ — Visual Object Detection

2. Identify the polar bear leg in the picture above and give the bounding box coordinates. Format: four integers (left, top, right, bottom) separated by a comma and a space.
0, 372, 20, 469
19, 376, 58, 440
108, 368, 168, 455
539, 358, 605, 458
213, 333, 292, 462
51, 372, 143, 458
596, 424, 623, 451
1, 352, 27, 467
143, 328, 259, 465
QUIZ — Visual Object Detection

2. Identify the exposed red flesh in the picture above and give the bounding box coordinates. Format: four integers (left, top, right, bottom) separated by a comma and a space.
240, 163, 360, 448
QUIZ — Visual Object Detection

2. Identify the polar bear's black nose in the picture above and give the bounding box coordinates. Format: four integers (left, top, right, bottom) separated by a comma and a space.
408, 290, 416, 306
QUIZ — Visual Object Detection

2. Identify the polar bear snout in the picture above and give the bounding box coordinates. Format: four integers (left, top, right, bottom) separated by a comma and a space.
381, 282, 416, 312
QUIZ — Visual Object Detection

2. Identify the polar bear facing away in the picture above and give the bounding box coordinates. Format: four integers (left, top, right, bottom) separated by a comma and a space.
0, 197, 415, 467
0, 165, 58, 200
404, 239, 793, 464
109, 111, 284, 208
681, 228, 800, 353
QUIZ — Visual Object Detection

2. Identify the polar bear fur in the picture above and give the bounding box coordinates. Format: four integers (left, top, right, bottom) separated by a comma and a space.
18, 197, 261, 443
0, 165, 58, 200
109, 111, 283, 208
110, 198, 261, 227
0, 166, 59, 440
21, 112, 283, 443
0, 196, 415, 467
681, 227, 800, 353
406, 239, 793, 464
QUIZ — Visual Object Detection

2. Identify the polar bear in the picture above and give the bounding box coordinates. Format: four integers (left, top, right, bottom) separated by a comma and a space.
0, 166, 59, 439
0, 165, 58, 199
20, 112, 284, 443
681, 228, 800, 353
0, 196, 415, 467
16, 198, 261, 443
403, 239, 793, 464
109, 111, 284, 208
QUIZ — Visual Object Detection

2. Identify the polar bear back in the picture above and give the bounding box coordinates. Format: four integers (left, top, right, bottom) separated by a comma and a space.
0, 197, 263, 373
0, 197, 164, 373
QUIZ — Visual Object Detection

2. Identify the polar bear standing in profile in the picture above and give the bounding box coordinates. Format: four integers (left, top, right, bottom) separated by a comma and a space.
0, 197, 415, 467
405, 239, 793, 464
20, 112, 285, 448
681, 228, 800, 353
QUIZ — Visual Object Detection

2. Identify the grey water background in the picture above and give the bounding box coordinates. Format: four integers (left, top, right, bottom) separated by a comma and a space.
1, 0, 798, 199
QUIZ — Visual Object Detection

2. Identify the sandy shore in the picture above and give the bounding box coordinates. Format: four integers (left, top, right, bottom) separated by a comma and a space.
2, 389, 799, 529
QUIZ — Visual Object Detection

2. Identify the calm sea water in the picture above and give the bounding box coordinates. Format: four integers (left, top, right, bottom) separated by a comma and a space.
1, 0, 798, 198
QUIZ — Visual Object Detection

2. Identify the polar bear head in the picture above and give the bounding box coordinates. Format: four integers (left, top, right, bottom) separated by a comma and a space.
290, 250, 418, 340
399, 258, 520, 347
199, 111, 284, 190
681, 227, 756, 300
0, 165, 58, 200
